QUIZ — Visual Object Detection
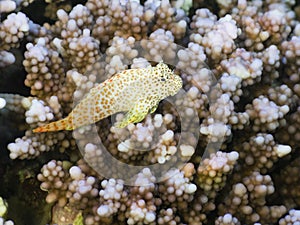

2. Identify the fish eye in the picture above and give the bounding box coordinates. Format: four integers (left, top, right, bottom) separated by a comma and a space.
160, 75, 167, 81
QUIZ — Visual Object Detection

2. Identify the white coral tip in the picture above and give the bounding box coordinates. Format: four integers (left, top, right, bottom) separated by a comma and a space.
274, 144, 291, 157
0, 98, 6, 109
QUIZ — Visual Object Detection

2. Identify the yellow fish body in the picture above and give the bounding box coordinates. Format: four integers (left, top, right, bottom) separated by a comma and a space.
33, 62, 182, 132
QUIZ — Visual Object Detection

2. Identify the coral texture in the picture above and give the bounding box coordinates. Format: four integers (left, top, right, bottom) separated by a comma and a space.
0, 0, 299, 224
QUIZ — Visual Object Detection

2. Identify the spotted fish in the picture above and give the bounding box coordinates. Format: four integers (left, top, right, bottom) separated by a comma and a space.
33, 62, 182, 133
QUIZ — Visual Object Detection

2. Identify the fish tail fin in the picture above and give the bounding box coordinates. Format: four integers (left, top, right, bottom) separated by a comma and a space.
33, 116, 73, 133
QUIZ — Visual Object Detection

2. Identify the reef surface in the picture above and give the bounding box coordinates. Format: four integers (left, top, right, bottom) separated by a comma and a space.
0, 0, 300, 224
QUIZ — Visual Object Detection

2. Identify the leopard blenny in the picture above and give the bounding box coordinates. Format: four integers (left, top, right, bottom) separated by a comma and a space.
33, 62, 182, 133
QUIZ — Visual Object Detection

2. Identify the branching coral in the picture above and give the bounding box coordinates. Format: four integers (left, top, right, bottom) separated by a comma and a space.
246, 96, 289, 131
0, 0, 300, 224
190, 13, 240, 62
236, 133, 291, 174
279, 209, 300, 225
219, 48, 263, 86
218, 172, 286, 224
141, 29, 177, 62
151, 0, 188, 40
215, 213, 240, 225
197, 151, 239, 193
0, 12, 30, 51
23, 41, 65, 99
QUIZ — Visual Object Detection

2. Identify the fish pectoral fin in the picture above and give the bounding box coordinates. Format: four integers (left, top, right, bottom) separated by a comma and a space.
115, 109, 148, 128
115, 99, 156, 128
149, 104, 158, 114
115, 96, 160, 128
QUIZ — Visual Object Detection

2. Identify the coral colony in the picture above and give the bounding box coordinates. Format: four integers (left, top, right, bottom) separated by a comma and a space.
0, 0, 300, 224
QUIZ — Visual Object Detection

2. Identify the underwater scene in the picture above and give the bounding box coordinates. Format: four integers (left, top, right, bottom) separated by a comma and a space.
0, 0, 300, 224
